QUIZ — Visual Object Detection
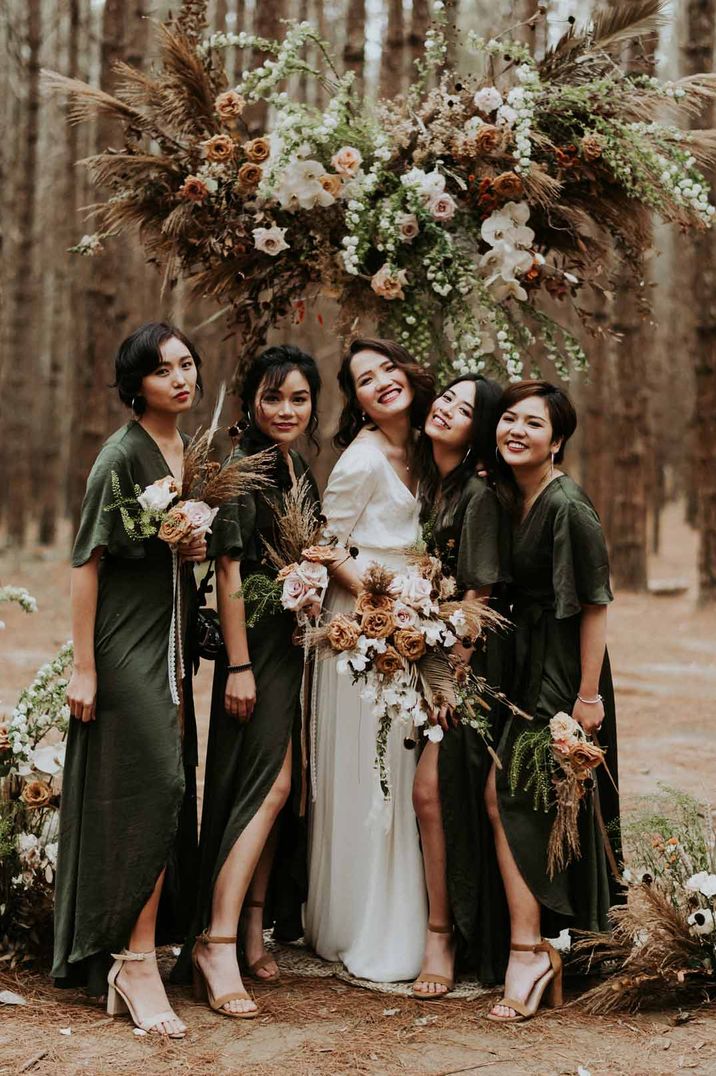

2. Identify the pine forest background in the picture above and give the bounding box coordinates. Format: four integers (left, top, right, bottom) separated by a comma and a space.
1, 0, 715, 604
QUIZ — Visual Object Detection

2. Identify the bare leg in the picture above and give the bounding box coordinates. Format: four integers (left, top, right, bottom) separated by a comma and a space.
194, 745, 291, 1013
116, 869, 186, 1037
484, 765, 550, 1017
411, 743, 455, 997
242, 821, 280, 979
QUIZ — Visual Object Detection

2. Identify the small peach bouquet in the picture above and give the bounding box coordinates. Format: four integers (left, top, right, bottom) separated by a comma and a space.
307, 550, 511, 797
510, 710, 606, 877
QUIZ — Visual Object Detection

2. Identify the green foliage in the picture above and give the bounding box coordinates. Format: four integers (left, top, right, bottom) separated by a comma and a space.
237, 574, 282, 627
509, 725, 554, 813
104, 470, 161, 540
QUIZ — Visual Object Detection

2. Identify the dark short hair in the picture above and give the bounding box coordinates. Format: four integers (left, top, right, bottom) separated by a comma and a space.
334, 337, 435, 449
114, 321, 203, 414
239, 344, 321, 448
418, 373, 504, 522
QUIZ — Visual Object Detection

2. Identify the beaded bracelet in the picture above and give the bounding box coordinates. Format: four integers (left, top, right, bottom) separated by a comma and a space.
227, 662, 252, 674
577, 692, 603, 705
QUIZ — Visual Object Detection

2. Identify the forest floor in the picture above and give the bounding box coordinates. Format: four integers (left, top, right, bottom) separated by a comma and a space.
1, 501, 715, 1076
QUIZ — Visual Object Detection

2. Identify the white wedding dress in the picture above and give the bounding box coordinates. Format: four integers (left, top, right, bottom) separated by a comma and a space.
305, 437, 428, 981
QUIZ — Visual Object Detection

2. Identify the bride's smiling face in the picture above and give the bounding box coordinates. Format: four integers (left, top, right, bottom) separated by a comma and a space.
350, 348, 413, 425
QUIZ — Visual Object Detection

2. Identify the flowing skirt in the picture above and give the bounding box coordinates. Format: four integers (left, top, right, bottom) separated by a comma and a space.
305, 549, 428, 982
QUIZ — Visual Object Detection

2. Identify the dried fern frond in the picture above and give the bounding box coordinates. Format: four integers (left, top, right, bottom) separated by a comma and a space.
41, 70, 154, 133
438, 598, 509, 641
539, 1, 666, 84
418, 649, 456, 711
259, 473, 323, 570
80, 152, 181, 192
201, 448, 276, 507
154, 24, 220, 138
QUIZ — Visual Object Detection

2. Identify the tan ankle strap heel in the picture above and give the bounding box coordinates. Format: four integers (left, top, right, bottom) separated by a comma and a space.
196, 929, 237, 944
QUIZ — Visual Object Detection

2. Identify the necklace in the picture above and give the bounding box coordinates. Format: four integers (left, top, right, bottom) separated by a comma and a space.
521, 467, 554, 519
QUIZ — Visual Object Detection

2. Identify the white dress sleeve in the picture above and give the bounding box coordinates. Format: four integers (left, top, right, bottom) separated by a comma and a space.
322, 442, 380, 545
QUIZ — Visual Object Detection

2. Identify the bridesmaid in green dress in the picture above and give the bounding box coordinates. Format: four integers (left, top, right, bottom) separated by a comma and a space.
186, 345, 321, 1019
411, 374, 510, 998
53, 322, 207, 1038
485, 380, 620, 1023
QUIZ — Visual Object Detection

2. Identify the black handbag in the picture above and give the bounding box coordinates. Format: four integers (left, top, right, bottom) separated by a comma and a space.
195, 562, 223, 660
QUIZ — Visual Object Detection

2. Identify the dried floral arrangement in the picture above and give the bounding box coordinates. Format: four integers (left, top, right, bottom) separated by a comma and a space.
0, 634, 73, 966
45, 1, 716, 380
308, 546, 516, 797
573, 787, 716, 1013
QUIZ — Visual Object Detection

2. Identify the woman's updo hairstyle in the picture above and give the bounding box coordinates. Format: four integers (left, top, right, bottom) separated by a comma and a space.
238, 344, 321, 449
114, 321, 203, 416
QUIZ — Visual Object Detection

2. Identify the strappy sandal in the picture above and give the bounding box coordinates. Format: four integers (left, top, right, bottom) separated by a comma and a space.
191, 931, 258, 1019
241, 899, 281, 983
107, 949, 186, 1039
485, 939, 563, 1023
411, 923, 455, 1001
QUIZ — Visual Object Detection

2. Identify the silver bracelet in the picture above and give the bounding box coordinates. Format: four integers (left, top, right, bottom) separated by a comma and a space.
577, 693, 603, 705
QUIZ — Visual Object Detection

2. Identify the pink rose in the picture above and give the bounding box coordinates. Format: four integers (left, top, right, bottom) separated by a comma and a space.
180, 500, 219, 537
429, 192, 457, 222
390, 573, 435, 615
281, 571, 316, 612
331, 146, 363, 177
396, 212, 419, 243
392, 600, 419, 628
295, 559, 329, 591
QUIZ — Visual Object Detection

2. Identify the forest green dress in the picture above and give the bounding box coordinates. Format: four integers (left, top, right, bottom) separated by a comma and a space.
496, 475, 621, 935
175, 443, 319, 978
426, 476, 511, 984
52, 421, 198, 995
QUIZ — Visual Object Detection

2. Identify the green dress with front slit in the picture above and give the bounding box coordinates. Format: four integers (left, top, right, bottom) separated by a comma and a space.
495, 474, 621, 937
426, 475, 511, 984
174, 443, 319, 980
52, 421, 199, 995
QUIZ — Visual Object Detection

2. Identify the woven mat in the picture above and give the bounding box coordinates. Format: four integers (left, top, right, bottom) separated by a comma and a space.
264, 937, 492, 1000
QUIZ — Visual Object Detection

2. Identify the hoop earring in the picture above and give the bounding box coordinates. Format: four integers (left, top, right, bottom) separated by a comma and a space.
462, 447, 473, 466
550, 451, 555, 478
495, 446, 501, 463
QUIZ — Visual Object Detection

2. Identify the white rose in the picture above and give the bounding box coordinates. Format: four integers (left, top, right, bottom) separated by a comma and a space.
473, 86, 503, 113
137, 476, 179, 512
393, 601, 419, 628
180, 500, 219, 537
549, 711, 580, 743
253, 225, 290, 256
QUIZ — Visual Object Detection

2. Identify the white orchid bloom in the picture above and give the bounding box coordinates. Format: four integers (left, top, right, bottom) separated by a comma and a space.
489, 278, 529, 302
31, 741, 66, 776
688, 908, 716, 935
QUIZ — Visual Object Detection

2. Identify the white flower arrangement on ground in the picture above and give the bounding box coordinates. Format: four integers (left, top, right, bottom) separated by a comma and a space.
49, 1, 716, 382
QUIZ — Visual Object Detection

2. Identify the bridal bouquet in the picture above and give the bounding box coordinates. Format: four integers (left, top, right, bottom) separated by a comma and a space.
309, 552, 510, 797
509, 710, 606, 877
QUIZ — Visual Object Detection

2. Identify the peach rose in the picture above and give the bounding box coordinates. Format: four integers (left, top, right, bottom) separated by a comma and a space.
326, 615, 362, 652
319, 173, 343, 198
331, 146, 363, 177
178, 175, 211, 203
238, 162, 263, 189
429, 192, 457, 222
371, 264, 408, 301
21, 779, 53, 809
158, 505, 195, 544
492, 170, 524, 201
374, 645, 404, 676
277, 562, 299, 581
302, 545, 337, 564
215, 90, 246, 121
244, 137, 271, 163
394, 627, 426, 661
355, 592, 394, 616
200, 134, 236, 162
474, 125, 502, 154
568, 741, 605, 773
361, 609, 395, 639
396, 212, 419, 243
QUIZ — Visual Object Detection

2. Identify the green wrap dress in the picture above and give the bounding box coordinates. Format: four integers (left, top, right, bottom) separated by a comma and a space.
52, 421, 199, 995
176, 444, 319, 976
496, 475, 621, 936
426, 476, 511, 984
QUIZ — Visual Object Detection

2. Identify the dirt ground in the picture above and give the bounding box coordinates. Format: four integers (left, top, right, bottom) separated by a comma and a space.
1, 501, 715, 1076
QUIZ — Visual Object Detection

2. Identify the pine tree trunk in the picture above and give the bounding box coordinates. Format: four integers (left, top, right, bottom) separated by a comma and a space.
580, 304, 614, 534
5, 0, 41, 546
343, 0, 366, 90
379, 0, 404, 99
408, 0, 430, 78
251, 1, 284, 131
683, 0, 716, 603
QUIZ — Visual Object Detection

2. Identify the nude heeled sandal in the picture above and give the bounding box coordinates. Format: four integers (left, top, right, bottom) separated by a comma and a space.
107, 949, 186, 1039
191, 931, 258, 1019
411, 923, 456, 1000
485, 939, 563, 1023
242, 900, 281, 983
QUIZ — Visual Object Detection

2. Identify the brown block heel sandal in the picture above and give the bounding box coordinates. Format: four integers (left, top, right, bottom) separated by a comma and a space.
191, 931, 259, 1019
242, 900, 281, 983
486, 939, 563, 1023
107, 949, 186, 1039
411, 923, 456, 1001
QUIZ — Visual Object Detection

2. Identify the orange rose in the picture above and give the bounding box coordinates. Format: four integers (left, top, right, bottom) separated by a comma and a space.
361, 609, 395, 639
374, 646, 404, 676
567, 741, 605, 774
157, 505, 195, 544
245, 137, 271, 163
326, 615, 362, 652
319, 173, 343, 198
237, 162, 263, 189
394, 628, 426, 661
21, 779, 53, 808
277, 562, 299, 581
474, 125, 503, 154
355, 592, 394, 616
302, 545, 337, 565
215, 90, 246, 121
492, 170, 524, 201
178, 175, 211, 203
201, 134, 237, 162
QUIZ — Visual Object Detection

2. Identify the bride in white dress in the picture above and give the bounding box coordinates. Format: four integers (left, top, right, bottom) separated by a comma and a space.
305, 338, 435, 981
